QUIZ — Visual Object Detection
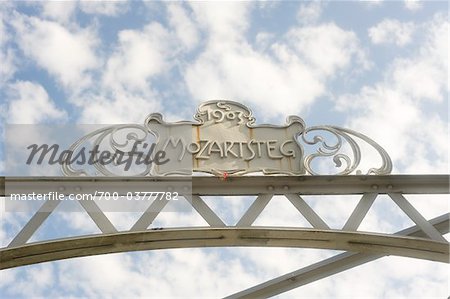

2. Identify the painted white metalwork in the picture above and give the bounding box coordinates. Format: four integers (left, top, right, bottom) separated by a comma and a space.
1, 101, 447, 297
225, 214, 449, 299
1, 175, 448, 299
62, 100, 393, 177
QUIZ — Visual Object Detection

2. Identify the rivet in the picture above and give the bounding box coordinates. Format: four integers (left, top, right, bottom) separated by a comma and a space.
371, 184, 379, 190
387, 184, 393, 190
283, 185, 289, 190
267, 185, 274, 191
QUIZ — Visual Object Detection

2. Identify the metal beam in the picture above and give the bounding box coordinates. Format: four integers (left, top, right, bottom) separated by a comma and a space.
342, 193, 378, 230
236, 194, 272, 226
184, 195, 226, 227
285, 194, 329, 229
130, 197, 169, 231
8, 200, 61, 247
2, 175, 449, 196
2, 174, 448, 295
225, 213, 450, 299
1, 224, 448, 270
388, 193, 446, 242
78, 200, 117, 234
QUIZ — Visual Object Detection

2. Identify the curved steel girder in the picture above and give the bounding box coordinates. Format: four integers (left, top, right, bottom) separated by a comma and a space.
1, 227, 448, 269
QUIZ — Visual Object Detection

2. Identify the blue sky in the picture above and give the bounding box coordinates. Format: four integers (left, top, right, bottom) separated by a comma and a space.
0, 1, 449, 298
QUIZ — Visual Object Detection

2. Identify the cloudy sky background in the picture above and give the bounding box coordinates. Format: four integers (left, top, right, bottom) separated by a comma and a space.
0, 1, 449, 298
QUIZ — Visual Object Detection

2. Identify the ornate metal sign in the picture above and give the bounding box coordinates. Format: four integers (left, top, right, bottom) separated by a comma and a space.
62, 100, 392, 176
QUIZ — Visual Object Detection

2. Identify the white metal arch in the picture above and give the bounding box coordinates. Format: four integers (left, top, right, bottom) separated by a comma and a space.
1, 175, 449, 298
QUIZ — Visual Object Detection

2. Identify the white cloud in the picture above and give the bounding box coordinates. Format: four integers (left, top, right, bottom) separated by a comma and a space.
404, 0, 423, 11
0, 7, 16, 85
11, 13, 99, 91
287, 23, 370, 76
185, 2, 368, 119
102, 23, 173, 92
189, 1, 252, 43
392, 58, 445, 101
297, 1, 323, 25
391, 14, 448, 101
38, 1, 77, 24
7, 81, 67, 124
79, 0, 129, 16
290, 256, 448, 298
72, 20, 177, 123
167, 4, 199, 51
363, 0, 384, 7
75, 90, 161, 123
185, 43, 325, 118
51, 249, 261, 298
9, 1, 369, 125
6, 264, 54, 297
369, 19, 415, 46
254, 31, 275, 51
35, 0, 127, 24
337, 13, 449, 174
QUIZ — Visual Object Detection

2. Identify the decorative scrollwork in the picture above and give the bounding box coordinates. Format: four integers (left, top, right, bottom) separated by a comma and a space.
62, 100, 392, 177
62, 125, 154, 176
299, 126, 392, 175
